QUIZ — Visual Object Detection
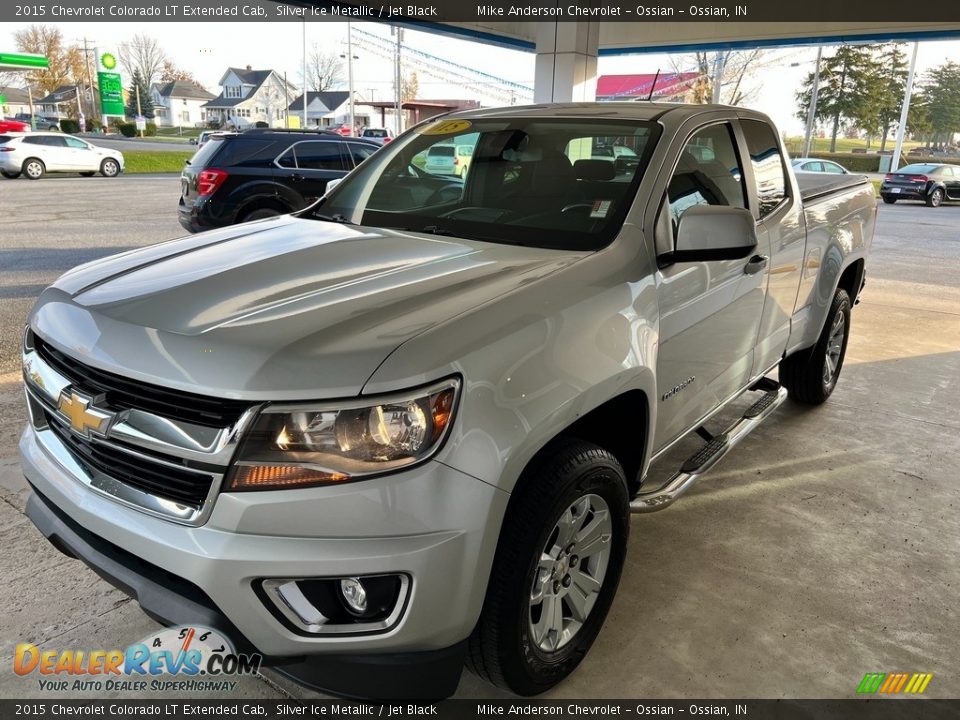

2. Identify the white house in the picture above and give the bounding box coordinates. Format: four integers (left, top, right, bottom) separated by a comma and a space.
203, 66, 298, 129
0, 86, 32, 117
287, 91, 353, 129
150, 80, 215, 128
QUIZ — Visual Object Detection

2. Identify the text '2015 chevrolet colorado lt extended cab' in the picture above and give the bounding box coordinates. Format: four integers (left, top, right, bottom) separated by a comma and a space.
20, 103, 875, 699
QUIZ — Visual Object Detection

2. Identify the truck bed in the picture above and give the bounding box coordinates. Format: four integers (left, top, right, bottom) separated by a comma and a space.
796, 172, 872, 204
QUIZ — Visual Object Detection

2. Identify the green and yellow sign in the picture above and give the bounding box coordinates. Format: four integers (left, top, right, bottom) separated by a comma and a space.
95, 46, 123, 117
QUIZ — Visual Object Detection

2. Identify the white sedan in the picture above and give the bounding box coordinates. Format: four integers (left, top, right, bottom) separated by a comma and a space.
0, 132, 124, 180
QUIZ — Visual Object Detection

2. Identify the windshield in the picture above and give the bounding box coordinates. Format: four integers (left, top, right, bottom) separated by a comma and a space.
312, 117, 659, 251
364, 128, 389, 137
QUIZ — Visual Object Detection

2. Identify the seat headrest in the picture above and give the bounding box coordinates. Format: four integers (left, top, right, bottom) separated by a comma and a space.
574, 159, 616, 181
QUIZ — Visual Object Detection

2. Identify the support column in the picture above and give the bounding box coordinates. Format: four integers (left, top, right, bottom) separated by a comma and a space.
533, 22, 599, 103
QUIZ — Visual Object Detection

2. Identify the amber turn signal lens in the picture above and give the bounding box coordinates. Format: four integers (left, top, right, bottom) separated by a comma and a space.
228, 465, 349, 491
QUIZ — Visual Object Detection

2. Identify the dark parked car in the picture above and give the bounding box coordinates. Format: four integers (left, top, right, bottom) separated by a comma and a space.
178, 129, 380, 232
14, 113, 61, 131
880, 163, 960, 207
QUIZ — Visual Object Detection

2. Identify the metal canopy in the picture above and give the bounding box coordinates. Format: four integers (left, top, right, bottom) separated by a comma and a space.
410, 21, 960, 53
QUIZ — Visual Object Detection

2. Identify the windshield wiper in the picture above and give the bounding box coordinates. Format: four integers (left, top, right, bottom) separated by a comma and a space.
421, 225, 457, 236
313, 213, 355, 225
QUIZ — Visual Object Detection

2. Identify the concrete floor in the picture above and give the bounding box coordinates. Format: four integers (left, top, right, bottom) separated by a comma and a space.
0, 178, 957, 699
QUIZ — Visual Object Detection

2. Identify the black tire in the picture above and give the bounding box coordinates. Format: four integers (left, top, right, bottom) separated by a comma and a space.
881, 195, 897, 204
467, 441, 629, 695
241, 207, 282, 222
1, 170, 20, 179
779, 287, 851, 405
100, 158, 120, 178
80, 171, 95, 177
22, 158, 45, 180
926, 187, 944, 207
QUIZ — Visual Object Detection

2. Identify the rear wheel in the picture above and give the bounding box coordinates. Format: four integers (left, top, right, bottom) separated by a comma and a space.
467, 441, 629, 695
240, 207, 282, 222
1, 170, 20, 179
926, 187, 944, 207
100, 158, 120, 177
881, 195, 897, 204
779, 287, 851, 405
23, 158, 45, 180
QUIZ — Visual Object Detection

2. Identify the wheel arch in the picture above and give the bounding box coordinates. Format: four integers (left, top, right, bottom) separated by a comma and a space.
505, 384, 653, 504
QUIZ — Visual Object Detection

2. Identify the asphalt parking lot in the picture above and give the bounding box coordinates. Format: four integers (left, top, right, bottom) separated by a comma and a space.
0, 175, 958, 699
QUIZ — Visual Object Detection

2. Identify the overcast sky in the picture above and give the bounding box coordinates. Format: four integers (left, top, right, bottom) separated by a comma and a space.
4, 20, 959, 135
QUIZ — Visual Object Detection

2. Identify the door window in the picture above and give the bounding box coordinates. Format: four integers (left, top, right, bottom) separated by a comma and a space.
667, 123, 746, 228
64, 137, 88, 149
823, 162, 844, 174
740, 119, 788, 217
347, 143, 376, 167
294, 141, 348, 171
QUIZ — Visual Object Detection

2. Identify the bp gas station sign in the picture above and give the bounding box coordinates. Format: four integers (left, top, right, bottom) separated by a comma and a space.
96, 47, 124, 117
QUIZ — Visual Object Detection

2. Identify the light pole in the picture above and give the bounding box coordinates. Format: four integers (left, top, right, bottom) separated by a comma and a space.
302, 20, 308, 128
891, 42, 919, 173
802, 46, 823, 158
340, 22, 358, 136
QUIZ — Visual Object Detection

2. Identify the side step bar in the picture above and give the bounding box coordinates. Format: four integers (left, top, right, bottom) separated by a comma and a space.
630, 385, 788, 514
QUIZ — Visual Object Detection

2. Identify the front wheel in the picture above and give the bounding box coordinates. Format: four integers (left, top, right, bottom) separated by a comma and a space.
468, 441, 629, 695
926, 188, 944, 207
881, 195, 897, 204
779, 287, 851, 405
100, 158, 120, 177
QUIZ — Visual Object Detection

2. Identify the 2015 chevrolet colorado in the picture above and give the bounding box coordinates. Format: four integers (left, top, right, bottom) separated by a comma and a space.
20, 103, 875, 699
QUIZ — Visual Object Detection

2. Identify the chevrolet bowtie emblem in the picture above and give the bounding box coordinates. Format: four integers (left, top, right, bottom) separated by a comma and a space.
57, 390, 113, 438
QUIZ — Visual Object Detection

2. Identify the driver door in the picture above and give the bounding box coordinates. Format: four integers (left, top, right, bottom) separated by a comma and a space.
653, 121, 768, 450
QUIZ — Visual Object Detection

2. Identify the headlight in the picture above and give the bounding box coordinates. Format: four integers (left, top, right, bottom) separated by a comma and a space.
226, 378, 459, 491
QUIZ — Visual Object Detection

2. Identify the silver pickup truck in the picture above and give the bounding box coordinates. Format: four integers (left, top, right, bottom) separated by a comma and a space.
20, 103, 875, 699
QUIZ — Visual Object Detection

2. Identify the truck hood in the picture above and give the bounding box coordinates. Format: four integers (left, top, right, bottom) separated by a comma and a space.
32, 216, 584, 400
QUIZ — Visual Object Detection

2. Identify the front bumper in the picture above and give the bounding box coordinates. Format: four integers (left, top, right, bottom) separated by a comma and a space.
25, 485, 469, 699
20, 421, 508, 665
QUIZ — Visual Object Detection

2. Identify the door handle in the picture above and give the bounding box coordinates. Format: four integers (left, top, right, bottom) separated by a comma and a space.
289, 173, 304, 181
744, 255, 768, 275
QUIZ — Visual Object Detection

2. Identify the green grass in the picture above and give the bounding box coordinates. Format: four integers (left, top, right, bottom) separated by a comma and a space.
123, 151, 192, 174
784, 136, 921, 155
155, 127, 202, 138
870, 180, 882, 197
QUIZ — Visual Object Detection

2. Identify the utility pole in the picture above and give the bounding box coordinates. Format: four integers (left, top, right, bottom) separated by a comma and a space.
341, 22, 357, 136
302, 21, 308, 128
283, 71, 290, 128
711, 52, 727, 104
802, 46, 823, 158
136, 85, 143, 137
392, 26, 403, 135
82, 37, 98, 125
891, 42, 919, 173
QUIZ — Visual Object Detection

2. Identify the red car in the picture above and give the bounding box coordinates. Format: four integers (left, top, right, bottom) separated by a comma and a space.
0, 118, 30, 133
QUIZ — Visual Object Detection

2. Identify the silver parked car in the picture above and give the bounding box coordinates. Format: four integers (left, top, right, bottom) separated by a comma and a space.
0, 132, 124, 179
791, 157, 849, 174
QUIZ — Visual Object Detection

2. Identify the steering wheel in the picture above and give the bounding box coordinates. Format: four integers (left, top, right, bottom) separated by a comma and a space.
425, 184, 466, 205
440, 207, 515, 221
561, 203, 595, 214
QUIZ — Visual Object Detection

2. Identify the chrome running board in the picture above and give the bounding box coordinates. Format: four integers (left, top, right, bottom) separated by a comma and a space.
630, 385, 788, 514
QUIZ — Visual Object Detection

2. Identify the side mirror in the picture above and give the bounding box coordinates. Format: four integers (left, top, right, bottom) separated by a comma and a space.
324, 177, 344, 194
664, 205, 757, 263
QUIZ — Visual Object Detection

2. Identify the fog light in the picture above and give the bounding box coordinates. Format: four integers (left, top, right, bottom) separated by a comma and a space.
339, 577, 368, 615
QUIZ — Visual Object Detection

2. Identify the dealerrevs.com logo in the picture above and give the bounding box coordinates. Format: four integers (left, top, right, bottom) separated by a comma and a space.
14, 626, 262, 692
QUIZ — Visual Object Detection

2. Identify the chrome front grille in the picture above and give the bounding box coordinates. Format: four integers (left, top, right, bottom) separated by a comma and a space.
22, 330, 260, 525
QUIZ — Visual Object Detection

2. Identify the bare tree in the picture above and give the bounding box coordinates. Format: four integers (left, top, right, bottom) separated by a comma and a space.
401, 72, 419, 101
159, 59, 197, 83
306, 45, 344, 91
674, 49, 766, 105
119, 34, 166, 88
14, 25, 86, 95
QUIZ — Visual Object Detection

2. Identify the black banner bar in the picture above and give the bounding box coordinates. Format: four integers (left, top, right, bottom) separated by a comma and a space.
2, 700, 960, 720
4, 0, 960, 23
